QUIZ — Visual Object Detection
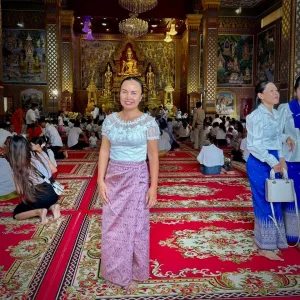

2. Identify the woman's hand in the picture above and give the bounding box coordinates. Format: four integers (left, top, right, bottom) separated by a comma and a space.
98, 180, 109, 205
273, 162, 283, 173
279, 157, 288, 172
286, 137, 295, 152
146, 186, 157, 208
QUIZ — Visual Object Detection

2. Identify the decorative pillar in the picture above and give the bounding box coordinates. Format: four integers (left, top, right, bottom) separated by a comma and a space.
186, 14, 203, 95
60, 10, 74, 111
201, 0, 220, 112
279, 0, 297, 101
45, 0, 62, 113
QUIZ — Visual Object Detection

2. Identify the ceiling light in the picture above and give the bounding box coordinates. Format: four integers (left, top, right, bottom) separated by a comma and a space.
169, 24, 177, 35
164, 32, 172, 43
106, 28, 109, 31
77, 16, 80, 19
119, 0, 158, 14
119, 14, 148, 38
151, 24, 158, 28
80, 22, 83, 25
102, 23, 107, 26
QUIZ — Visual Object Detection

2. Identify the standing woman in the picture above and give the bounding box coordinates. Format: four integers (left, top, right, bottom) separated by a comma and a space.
278, 76, 300, 247
246, 81, 293, 261
98, 77, 159, 292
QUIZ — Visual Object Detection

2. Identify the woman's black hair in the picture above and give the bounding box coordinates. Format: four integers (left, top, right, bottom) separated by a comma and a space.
31, 136, 49, 157
219, 123, 226, 133
255, 80, 271, 108
120, 76, 144, 95
294, 76, 300, 91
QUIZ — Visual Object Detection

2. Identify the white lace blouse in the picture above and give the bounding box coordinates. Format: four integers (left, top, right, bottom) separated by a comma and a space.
102, 113, 160, 162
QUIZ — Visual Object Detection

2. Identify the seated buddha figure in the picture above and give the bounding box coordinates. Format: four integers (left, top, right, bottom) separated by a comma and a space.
120, 47, 141, 76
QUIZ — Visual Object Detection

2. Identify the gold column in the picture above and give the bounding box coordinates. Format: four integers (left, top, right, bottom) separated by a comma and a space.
60, 10, 74, 110
45, 0, 62, 112
201, 0, 220, 112
186, 14, 203, 94
280, 0, 297, 101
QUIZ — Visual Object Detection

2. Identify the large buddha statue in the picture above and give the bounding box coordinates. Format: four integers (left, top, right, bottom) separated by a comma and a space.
120, 47, 141, 76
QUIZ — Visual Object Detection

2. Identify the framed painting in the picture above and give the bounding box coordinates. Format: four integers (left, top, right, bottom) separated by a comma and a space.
216, 89, 236, 115
20, 88, 44, 109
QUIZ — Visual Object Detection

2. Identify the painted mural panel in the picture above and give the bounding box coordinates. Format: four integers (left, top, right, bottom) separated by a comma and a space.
81, 40, 121, 89
2, 30, 47, 84
217, 35, 253, 85
257, 26, 275, 83
216, 89, 236, 115
20, 88, 44, 108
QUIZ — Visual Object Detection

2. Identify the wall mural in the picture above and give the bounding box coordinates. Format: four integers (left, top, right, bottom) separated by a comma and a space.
216, 89, 236, 115
217, 35, 253, 85
2, 30, 47, 84
80, 40, 175, 91
137, 41, 175, 89
257, 26, 275, 83
20, 88, 43, 109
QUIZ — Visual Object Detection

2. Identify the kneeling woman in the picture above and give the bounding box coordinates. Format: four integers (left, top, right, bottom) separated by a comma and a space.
9, 135, 60, 224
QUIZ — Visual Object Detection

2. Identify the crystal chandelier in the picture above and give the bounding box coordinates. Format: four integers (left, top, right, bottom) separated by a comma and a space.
119, 0, 158, 14
119, 14, 148, 38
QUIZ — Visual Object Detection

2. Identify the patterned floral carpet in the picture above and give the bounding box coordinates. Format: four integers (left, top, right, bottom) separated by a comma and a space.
1, 143, 300, 299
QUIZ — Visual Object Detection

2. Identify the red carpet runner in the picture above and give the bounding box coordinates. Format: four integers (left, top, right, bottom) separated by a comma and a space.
1, 144, 300, 299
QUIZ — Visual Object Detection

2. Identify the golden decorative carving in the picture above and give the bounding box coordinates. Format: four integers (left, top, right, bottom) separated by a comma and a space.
60, 10, 74, 27
219, 17, 256, 30
201, 0, 221, 10
186, 14, 203, 31
119, 46, 141, 76
261, 8, 282, 28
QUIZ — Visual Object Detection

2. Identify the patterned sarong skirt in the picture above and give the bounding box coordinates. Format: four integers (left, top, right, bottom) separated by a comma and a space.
101, 159, 150, 286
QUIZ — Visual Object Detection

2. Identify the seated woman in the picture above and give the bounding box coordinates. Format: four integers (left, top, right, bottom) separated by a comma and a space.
8, 135, 60, 224
0, 153, 17, 200
216, 123, 227, 146
178, 120, 190, 141
197, 136, 224, 174
158, 126, 171, 157
67, 120, 89, 150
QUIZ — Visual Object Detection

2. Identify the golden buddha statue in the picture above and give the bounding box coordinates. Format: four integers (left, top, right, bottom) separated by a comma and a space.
120, 47, 141, 76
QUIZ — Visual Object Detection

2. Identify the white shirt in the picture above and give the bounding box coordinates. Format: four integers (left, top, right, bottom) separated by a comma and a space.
158, 131, 171, 151
0, 129, 12, 147
210, 127, 219, 137
212, 117, 223, 125
68, 127, 82, 148
197, 144, 224, 167
216, 129, 226, 139
86, 124, 93, 132
91, 107, 99, 119
179, 126, 190, 138
246, 104, 284, 167
89, 136, 98, 146
278, 103, 300, 162
34, 108, 40, 119
26, 109, 36, 124
58, 116, 64, 126
45, 123, 63, 147
240, 137, 250, 161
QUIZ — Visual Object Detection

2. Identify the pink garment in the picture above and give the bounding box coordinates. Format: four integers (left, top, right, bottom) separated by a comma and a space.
101, 160, 150, 287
